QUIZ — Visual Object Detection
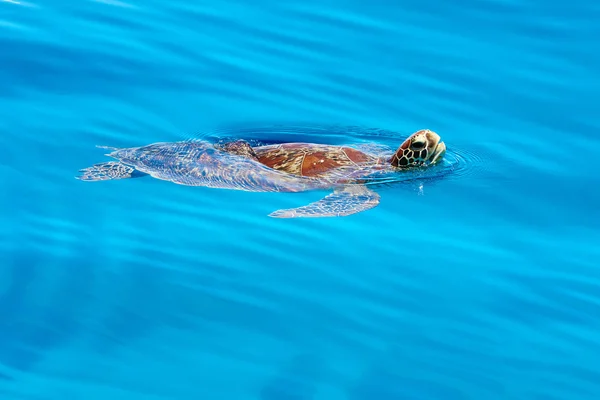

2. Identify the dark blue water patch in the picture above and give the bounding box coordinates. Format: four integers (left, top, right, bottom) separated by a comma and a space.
0, 371, 12, 382
535, 396, 570, 400
167, 281, 304, 345
0, 254, 40, 372
489, 272, 600, 328
81, 253, 312, 355
535, 365, 600, 399
350, 362, 468, 400
67, 6, 161, 35
0, 253, 37, 325
86, 270, 156, 353
84, 258, 198, 355
164, 6, 345, 60
260, 353, 322, 400
0, 38, 222, 98
484, 288, 596, 328
0, 251, 93, 373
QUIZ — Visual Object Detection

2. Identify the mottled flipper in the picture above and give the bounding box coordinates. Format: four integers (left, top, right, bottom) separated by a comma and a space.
269, 185, 380, 218
76, 161, 147, 181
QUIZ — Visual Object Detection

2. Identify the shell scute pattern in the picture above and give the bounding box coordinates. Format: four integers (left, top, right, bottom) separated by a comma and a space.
342, 147, 372, 164
255, 143, 380, 179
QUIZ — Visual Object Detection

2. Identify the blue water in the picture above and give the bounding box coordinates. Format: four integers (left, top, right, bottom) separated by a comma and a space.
1, 0, 599, 398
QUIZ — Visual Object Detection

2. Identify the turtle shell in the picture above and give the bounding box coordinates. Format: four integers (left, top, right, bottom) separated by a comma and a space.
253, 143, 383, 178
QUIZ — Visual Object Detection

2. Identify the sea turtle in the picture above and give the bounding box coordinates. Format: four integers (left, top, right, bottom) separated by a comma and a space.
76, 129, 446, 218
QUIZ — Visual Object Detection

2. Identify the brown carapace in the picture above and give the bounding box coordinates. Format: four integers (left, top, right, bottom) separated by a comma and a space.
254, 143, 379, 178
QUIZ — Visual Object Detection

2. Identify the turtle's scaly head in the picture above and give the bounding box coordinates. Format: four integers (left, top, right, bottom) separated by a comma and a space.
390, 129, 446, 168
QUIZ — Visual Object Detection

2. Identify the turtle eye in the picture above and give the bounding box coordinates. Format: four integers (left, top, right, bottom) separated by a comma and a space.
411, 140, 425, 150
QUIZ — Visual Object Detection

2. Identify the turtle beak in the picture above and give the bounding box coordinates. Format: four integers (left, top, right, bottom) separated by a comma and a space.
429, 140, 446, 164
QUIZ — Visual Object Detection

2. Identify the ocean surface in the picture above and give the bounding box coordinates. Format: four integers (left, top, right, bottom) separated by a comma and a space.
1, 0, 599, 399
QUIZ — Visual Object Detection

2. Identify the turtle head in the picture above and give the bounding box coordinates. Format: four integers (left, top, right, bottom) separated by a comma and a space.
390, 129, 446, 168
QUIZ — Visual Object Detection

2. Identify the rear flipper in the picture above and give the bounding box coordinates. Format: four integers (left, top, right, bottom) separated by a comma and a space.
269, 185, 380, 218
76, 161, 147, 181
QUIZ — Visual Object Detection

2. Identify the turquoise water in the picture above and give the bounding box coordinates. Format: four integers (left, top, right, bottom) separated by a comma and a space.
1, 0, 599, 398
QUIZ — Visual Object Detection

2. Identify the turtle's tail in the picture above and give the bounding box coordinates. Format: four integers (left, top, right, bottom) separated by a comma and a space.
75, 161, 147, 181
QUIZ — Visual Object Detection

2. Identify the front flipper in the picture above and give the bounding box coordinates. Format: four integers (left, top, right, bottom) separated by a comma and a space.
76, 161, 147, 181
269, 185, 380, 218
